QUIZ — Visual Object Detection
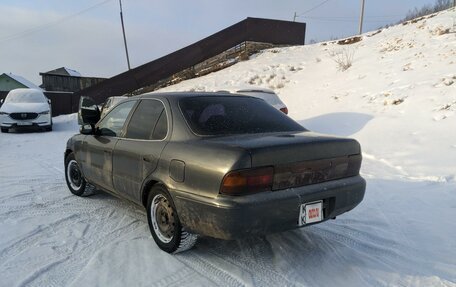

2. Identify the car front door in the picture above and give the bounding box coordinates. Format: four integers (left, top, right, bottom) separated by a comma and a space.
112, 99, 169, 202
82, 100, 137, 191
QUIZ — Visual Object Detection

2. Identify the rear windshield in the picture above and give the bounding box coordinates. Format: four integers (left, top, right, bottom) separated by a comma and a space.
6, 90, 46, 103
179, 96, 305, 136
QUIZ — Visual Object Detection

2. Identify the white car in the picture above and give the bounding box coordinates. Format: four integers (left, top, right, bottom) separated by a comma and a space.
218, 87, 288, 114
0, 88, 52, 133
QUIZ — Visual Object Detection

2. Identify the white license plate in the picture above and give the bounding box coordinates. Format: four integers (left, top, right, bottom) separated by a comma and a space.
17, 122, 32, 126
299, 200, 323, 226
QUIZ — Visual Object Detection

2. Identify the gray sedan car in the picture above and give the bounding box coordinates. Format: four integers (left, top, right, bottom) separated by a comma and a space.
65, 92, 365, 253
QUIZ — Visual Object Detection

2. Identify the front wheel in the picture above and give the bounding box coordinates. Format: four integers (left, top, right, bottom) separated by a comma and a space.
146, 185, 198, 253
65, 152, 87, 196
1, 128, 8, 133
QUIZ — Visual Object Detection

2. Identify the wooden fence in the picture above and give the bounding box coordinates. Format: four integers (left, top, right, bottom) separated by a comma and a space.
1, 17, 305, 116
75, 17, 306, 107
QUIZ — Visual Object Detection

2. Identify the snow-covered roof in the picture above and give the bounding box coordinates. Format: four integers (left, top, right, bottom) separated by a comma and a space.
64, 67, 81, 77
41, 67, 81, 77
3, 73, 42, 90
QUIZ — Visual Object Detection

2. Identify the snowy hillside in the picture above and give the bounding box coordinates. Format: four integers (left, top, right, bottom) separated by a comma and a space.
0, 8, 455, 287
160, 9, 456, 180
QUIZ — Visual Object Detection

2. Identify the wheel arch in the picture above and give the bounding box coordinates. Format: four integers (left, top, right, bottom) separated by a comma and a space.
141, 179, 161, 208
64, 149, 73, 160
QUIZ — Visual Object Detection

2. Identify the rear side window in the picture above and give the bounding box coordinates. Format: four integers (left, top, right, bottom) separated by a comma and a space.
179, 96, 305, 136
152, 110, 168, 139
125, 99, 168, 140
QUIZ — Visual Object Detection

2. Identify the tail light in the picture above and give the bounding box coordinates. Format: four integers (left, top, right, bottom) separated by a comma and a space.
346, 154, 362, 176
220, 167, 273, 195
280, 107, 288, 114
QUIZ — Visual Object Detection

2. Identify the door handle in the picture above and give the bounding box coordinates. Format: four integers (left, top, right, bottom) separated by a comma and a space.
143, 155, 155, 163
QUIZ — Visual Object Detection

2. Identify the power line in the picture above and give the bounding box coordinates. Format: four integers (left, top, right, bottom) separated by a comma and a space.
296, 0, 332, 17
304, 17, 398, 23
305, 15, 401, 20
0, 0, 114, 44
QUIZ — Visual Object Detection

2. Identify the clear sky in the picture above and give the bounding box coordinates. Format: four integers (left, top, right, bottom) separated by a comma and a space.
0, 0, 441, 85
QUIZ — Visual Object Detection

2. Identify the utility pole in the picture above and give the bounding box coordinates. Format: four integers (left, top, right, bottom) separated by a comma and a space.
358, 0, 365, 35
119, 0, 131, 70
293, 12, 297, 22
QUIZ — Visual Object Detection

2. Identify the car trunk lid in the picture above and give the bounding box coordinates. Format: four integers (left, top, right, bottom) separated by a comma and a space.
207, 131, 362, 190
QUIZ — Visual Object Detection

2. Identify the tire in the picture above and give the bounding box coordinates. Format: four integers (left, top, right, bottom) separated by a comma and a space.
1, 128, 8, 133
146, 185, 198, 253
45, 125, 52, 132
64, 152, 87, 196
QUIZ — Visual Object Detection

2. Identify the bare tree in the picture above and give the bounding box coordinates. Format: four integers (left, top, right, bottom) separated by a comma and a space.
403, 0, 451, 22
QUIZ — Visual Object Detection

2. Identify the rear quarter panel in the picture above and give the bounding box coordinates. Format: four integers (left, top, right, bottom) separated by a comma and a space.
158, 140, 251, 198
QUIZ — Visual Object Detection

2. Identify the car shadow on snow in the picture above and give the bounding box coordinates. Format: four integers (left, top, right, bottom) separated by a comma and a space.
298, 112, 373, 137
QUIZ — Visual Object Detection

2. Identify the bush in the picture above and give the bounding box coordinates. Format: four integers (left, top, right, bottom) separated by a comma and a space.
329, 47, 356, 71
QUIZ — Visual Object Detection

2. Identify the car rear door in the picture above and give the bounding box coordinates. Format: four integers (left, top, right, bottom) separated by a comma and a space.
82, 100, 137, 191
112, 99, 169, 202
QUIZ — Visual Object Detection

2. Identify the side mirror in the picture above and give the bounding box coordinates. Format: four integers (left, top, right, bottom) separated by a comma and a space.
48, 99, 51, 104
0, 99, 3, 105
80, 124, 94, 135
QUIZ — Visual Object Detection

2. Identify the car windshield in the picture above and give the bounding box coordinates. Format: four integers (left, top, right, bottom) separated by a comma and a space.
179, 96, 305, 136
6, 90, 46, 103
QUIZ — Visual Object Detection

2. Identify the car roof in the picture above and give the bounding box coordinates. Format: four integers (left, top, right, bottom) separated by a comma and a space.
136, 91, 258, 101
7, 88, 45, 96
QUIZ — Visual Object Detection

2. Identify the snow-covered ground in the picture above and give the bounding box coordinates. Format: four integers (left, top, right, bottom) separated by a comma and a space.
1, 8, 456, 287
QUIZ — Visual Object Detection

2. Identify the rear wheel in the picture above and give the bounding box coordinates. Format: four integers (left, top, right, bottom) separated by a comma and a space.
65, 153, 87, 196
1, 128, 8, 133
146, 185, 198, 253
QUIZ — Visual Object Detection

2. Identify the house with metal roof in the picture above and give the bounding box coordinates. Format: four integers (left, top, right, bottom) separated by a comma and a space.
39, 67, 105, 93
0, 73, 41, 92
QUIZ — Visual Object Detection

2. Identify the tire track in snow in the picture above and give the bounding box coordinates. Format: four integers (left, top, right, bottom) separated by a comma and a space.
266, 229, 383, 287
23, 217, 145, 287
176, 251, 244, 287
16, 256, 70, 287
311, 224, 406, 271
30, 156, 64, 176
0, 215, 78, 267
176, 237, 306, 287
0, 165, 151, 287
18, 195, 149, 286
149, 266, 197, 287
0, 187, 105, 220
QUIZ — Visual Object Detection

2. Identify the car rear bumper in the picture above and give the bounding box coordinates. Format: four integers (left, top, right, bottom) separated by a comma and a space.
172, 175, 366, 240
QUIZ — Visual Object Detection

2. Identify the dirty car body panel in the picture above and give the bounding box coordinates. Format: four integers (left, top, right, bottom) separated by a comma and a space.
65, 92, 366, 240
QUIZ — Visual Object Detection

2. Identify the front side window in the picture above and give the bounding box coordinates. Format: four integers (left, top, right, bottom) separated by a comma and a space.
179, 96, 305, 136
97, 100, 136, 137
125, 99, 168, 140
